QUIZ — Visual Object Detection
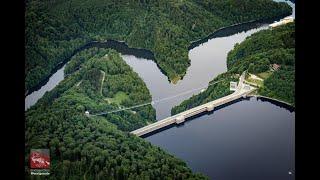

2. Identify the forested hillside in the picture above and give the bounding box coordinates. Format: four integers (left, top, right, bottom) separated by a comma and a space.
227, 22, 295, 105
172, 73, 238, 115
26, 0, 291, 91
26, 48, 207, 179
172, 22, 295, 115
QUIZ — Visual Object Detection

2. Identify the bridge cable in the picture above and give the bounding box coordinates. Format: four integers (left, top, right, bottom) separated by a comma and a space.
89, 79, 225, 116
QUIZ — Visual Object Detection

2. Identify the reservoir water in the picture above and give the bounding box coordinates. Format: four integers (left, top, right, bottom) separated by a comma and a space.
123, 0, 294, 120
25, 65, 66, 110
25, 1, 295, 179
146, 97, 295, 180
123, 25, 270, 120
25, 0, 294, 112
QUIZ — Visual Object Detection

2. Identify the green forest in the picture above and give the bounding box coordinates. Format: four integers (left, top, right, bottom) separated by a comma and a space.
25, 0, 291, 91
172, 72, 238, 115
172, 22, 295, 115
227, 22, 295, 105
26, 48, 207, 179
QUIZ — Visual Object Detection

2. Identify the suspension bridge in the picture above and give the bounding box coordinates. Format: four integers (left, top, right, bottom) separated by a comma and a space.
89, 79, 225, 117
88, 72, 255, 137
131, 72, 256, 137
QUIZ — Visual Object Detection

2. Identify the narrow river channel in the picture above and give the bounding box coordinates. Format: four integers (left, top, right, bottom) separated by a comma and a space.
123, 25, 271, 120
123, 0, 294, 120
25, 1, 295, 179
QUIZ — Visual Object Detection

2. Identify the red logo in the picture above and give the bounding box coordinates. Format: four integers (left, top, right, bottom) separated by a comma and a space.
30, 149, 50, 169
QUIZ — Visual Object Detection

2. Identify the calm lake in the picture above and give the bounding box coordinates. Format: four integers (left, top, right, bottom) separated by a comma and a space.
145, 97, 295, 180
25, 1, 295, 179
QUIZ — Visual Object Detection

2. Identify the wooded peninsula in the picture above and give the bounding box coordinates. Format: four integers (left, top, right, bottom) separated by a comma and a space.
172, 22, 295, 115
25, 0, 294, 179
26, 0, 291, 92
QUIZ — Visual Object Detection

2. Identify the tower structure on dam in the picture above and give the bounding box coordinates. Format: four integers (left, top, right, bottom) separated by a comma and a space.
131, 72, 255, 137
175, 116, 185, 124
230, 82, 237, 91
206, 104, 215, 111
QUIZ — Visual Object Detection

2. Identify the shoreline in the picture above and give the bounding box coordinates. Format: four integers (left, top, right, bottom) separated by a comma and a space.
25, 13, 291, 97
249, 94, 294, 109
188, 12, 291, 50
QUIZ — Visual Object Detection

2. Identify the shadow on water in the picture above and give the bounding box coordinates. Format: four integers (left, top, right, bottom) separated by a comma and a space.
140, 124, 177, 138
26, 40, 156, 96
188, 14, 291, 50
141, 96, 295, 138
26, 12, 291, 97
141, 97, 251, 138
256, 97, 295, 112
94, 40, 175, 81
93, 40, 155, 60
27, 11, 290, 97
26, 41, 97, 96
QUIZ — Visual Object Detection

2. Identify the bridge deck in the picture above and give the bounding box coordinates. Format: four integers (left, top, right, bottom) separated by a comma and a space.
131, 72, 255, 137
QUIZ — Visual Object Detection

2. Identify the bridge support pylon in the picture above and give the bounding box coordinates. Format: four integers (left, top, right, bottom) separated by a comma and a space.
206, 104, 215, 111
175, 115, 185, 124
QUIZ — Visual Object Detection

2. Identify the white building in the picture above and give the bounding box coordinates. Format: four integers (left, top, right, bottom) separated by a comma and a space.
243, 84, 251, 90
230, 82, 237, 91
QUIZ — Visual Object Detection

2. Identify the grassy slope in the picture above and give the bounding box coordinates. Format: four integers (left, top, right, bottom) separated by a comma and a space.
105, 91, 129, 106
25, 0, 292, 91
